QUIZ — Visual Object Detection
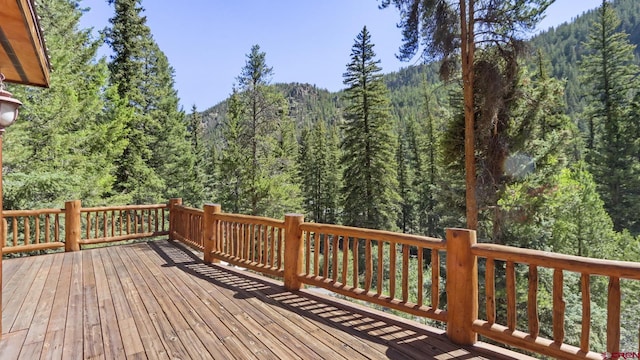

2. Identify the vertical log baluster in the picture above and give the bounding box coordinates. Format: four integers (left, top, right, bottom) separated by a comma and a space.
45, 215, 50, 243
506, 261, 516, 331
24, 217, 30, 246
352, 237, 358, 288
389, 242, 396, 299
402, 244, 409, 303
553, 269, 566, 344
332, 234, 338, 282
364, 239, 372, 292
432, 250, 440, 309
314, 233, 320, 276
486, 258, 496, 324
323, 234, 329, 278
606, 276, 620, 355
580, 273, 590, 352
34, 217, 40, 244
342, 234, 348, 284
54, 214, 59, 243
12, 218, 16, 247
417, 247, 423, 307
377, 241, 383, 295
305, 231, 311, 274
528, 265, 539, 338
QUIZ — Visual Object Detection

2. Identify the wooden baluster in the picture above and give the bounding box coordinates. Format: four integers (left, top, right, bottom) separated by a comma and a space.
417, 247, 423, 307
283, 213, 304, 291
377, 241, 383, 295
506, 261, 516, 331
103, 211, 107, 239
606, 276, 621, 355
119, 210, 123, 236
445, 228, 478, 345
95, 212, 99, 239
389, 241, 396, 299
432, 250, 440, 309
305, 231, 311, 274
45, 215, 50, 243
2, 218, 6, 249
86, 212, 91, 240
277, 226, 283, 270
168, 198, 182, 240
352, 237, 358, 288
323, 234, 329, 278
270, 226, 275, 268
528, 265, 539, 338
34, 216, 40, 244
553, 269, 565, 344
486, 258, 495, 324
12, 218, 17, 247
402, 244, 409, 303
147, 209, 151, 234
342, 235, 349, 285
24, 217, 30, 246
314, 233, 320, 276
580, 273, 590, 352
111, 211, 115, 238
364, 238, 372, 292
134, 210, 139, 234
332, 234, 338, 282
54, 214, 59, 243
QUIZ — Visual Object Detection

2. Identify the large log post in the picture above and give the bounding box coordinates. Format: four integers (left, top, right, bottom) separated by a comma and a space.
65, 200, 81, 252
283, 213, 304, 291
446, 228, 478, 345
203, 204, 221, 264
168, 198, 182, 241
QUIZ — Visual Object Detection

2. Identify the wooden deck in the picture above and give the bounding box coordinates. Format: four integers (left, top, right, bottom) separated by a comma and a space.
0, 240, 532, 359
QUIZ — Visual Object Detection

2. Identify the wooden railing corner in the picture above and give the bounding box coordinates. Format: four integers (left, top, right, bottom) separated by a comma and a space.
64, 200, 81, 252
445, 228, 478, 345
168, 198, 183, 241
283, 213, 304, 291
203, 204, 221, 264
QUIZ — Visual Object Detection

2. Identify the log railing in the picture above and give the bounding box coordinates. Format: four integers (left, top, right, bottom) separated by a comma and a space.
297, 222, 447, 322
1, 200, 169, 254
471, 243, 640, 360
2, 197, 638, 359
2, 208, 65, 254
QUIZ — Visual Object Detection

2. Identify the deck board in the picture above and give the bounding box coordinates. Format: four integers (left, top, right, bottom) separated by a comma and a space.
0, 240, 534, 360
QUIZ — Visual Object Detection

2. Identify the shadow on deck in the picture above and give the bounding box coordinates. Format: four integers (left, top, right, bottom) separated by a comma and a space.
0, 240, 533, 359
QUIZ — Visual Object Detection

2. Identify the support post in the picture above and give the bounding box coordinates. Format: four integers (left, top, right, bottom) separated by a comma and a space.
203, 204, 221, 264
446, 228, 478, 345
283, 213, 304, 291
65, 200, 81, 252
168, 198, 182, 241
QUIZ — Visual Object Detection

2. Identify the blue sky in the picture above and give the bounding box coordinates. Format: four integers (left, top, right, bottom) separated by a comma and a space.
78, 0, 603, 111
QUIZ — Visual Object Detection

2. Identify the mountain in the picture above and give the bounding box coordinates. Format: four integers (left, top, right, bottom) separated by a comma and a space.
196, 0, 640, 140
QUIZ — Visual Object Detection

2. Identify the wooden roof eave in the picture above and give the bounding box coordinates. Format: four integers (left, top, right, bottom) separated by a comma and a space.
0, 0, 51, 88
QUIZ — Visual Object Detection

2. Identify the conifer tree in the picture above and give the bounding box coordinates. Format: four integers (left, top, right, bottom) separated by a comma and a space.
4, 0, 126, 209
580, 0, 640, 232
187, 105, 206, 204
341, 27, 399, 230
218, 45, 301, 217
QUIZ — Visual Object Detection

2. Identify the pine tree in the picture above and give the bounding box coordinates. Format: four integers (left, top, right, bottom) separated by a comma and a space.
106, 0, 162, 203
341, 26, 399, 230
380, 0, 553, 230
187, 105, 206, 204
217, 45, 301, 217
4, 0, 126, 209
580, 0, 640, 232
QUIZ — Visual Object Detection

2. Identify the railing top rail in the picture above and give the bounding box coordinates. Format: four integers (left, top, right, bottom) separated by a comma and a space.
300, 222, 445, 250
473, 243, 640, 280
215, 212, 285, 227
4, 208, 64, 216
172, 204, 204, 216
81, 204, 169, 212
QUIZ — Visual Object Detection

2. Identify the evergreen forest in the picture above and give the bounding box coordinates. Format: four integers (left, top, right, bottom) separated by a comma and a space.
4, 0, 640, 354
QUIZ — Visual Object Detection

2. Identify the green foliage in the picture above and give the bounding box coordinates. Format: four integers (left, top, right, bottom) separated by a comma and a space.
580, 0, 640, 232
5, 0, 126, 209
341, 27, 400, 230
215, 46, 302, 217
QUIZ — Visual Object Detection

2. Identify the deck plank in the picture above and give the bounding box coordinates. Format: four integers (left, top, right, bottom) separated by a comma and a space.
105, 247, 169, 360
18, 253, 64, 359
62, 251, 84, 360
81, 250, 103, 360
40, 252, 73, 360
0, 241, 535, 360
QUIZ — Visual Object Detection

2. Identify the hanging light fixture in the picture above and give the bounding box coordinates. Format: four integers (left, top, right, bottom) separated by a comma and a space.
0, 73, 22, 129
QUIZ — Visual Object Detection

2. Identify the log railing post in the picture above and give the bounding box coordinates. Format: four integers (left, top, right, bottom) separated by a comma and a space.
203, 204, 221, 264
65, 200, 81, 252
446, 228, 478, 345
168, 198, 182, 241
284, 213, 304, 291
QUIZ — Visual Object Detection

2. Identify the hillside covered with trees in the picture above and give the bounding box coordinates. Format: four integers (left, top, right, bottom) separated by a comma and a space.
4, 0, 640, 353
